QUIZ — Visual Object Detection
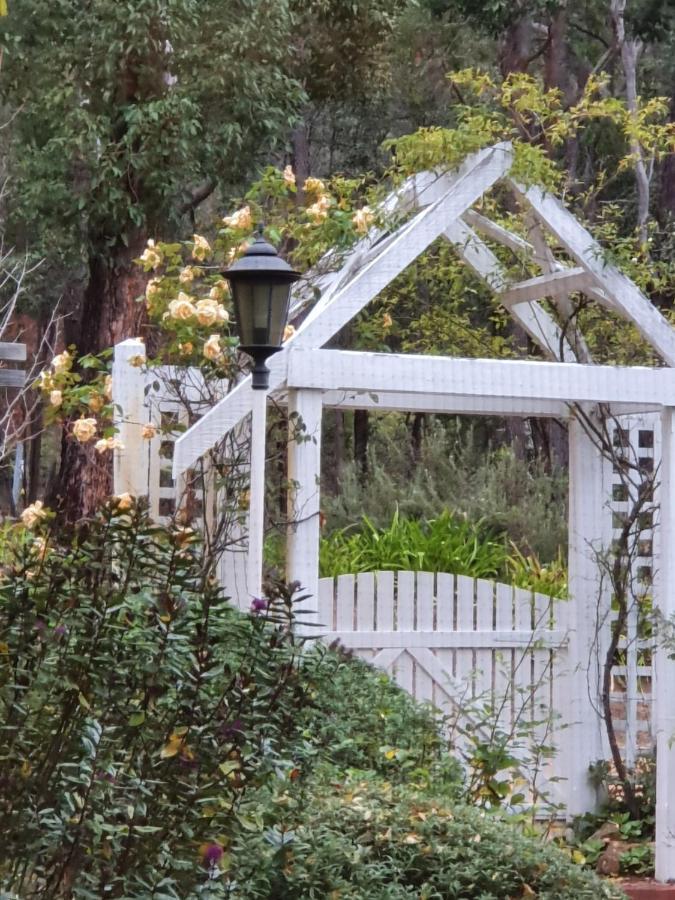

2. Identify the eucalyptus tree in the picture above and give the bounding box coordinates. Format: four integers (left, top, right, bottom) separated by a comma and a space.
0, 0, 304, 513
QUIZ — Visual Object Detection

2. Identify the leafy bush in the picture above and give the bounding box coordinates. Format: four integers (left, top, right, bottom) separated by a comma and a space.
0, 501, 312, 897
294, 645, 463, 789
320, 508, 568, 597
228, 771, 627, 899
320, 508, 506, 579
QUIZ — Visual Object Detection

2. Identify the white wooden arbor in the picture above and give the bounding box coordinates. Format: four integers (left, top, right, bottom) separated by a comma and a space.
167, 144, 675, 877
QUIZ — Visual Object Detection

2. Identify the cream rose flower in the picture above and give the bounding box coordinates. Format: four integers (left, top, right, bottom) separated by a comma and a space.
178, 341, 194, 355
304, 177, 325, 197
140, 239, 162, 270
72, 418, 98, 443
306, 194, 331, 223
114, 492, 134, 511
37, 371, 54, 392
142, 423, 158, 440
145, 277, 161, 301
223, 205, 253, 230
203, 334, 223, 361
95, 436, 124, 453
49, 389, 63, 407
283, 165, 296, 186
168, 293, 196, 321
352, 205, 374, 234
104, 375, 113, 401
196, 299, 229, 327
209, 280, 230, 302
88, 394, 104, 413
21, 501, 48, 529
191, 235, 211, 262
51, 350, 72, 374
283, 324, 296, 342
179, 266, 195, 284
128, 354, 146, 368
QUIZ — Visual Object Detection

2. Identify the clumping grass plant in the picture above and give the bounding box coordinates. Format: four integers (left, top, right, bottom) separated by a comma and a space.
320, 508, 567, 597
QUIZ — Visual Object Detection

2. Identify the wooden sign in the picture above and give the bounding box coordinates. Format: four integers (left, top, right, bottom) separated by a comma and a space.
0, 342, 26, 388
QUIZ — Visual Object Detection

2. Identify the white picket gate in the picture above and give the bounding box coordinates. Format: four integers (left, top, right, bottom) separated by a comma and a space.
318, 571, 569, 771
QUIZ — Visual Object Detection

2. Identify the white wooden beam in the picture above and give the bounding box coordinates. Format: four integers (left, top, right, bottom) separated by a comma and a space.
512, 180, 675, 366
292, 170, 457, 324
320, 388, 571, 418
498, 268, 594, 306
112, 338, 151, 498
564, 416, 613, 816
246, 389, 267, 601
524, 213, 595, 364
654, 407, 675, 879
173, 144, 512, 475
462, 209, 534, 255
331, 629, 566, 650
287, 348, 675, 406
444, 219, 577, 363
286, 389, 323, 633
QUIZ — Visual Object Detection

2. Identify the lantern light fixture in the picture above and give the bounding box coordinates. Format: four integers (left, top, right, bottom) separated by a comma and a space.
223, 226, 300, 390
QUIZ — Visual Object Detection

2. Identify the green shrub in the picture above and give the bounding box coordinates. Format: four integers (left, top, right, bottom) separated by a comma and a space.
0, 501, 312, 897
320, 509, 567, 597
320, 509, 506, 578
228, 771, 627, 899
294, 645, 463, 789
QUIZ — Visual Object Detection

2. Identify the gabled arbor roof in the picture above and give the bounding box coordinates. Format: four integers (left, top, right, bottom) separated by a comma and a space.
173, 141, 675, 476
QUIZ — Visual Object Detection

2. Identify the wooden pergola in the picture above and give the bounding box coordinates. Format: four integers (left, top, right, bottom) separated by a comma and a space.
171, 143, 675, 877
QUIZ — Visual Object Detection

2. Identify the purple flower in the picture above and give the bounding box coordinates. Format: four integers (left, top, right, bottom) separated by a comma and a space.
219, 718, 244, 741
201, 842, 224, 867
53, 625, 67, 639
250, 597, 268, 615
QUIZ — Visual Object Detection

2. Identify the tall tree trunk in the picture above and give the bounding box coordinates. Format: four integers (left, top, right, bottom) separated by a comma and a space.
50, 231, 148, 520
610, 0, 650, 246
658, 86, 675, 222
353, 409, 370, 481
499, 16, 534, 77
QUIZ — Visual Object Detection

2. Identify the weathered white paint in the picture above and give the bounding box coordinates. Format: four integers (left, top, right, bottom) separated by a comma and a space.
112, 338, 150, 498
286, 348, 675, 407
498, 267, 594, 306
247, 389, 267, 601
654, 407, 675, 880
512, 180, 675, 366
319, 389, 573, 418
565, 416, 613, 816
286, 389, 323, 630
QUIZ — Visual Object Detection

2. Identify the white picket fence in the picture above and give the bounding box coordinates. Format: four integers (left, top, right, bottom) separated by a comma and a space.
317, 570, 568, 715
318, 570, 569, 805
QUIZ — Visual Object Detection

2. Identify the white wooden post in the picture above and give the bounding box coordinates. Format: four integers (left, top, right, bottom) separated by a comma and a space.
565, 415, 611, 817
246, 389, 267, 600
112, 338, 150, 498
286, 389, 323, 630
654, 406, 675, 880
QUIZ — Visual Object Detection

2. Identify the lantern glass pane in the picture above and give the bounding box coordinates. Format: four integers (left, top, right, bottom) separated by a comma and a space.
267, 282, 292, 347
231, 278, 292, 349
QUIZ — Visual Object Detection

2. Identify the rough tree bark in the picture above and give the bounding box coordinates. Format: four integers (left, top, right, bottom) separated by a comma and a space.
610, 0, 651, 247
51, 232, 149, 519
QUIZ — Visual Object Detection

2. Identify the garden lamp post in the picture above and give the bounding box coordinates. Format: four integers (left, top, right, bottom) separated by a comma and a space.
223, 227, 300, 599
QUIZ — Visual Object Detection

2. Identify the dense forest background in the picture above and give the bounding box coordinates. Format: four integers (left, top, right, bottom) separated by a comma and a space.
2, 0, 675, 561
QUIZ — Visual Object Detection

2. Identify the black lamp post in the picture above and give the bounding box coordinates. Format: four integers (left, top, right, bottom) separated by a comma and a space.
223, 226, 300, 390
